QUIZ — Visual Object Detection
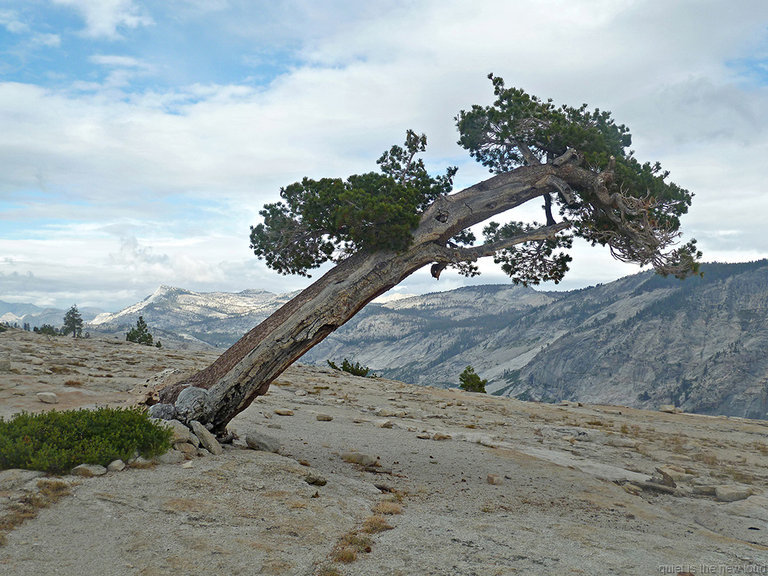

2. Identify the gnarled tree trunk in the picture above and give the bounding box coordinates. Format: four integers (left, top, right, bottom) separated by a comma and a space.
152, 159, 593, 432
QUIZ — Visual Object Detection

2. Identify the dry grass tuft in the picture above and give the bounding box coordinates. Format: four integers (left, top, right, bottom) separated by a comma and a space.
331, 546, 357, 563
0, 479, 71, 546
37, 479, 70, 502
753, 441, 768, 455
361, 515, 393, 534
373, 501, 402, 515
64, 379, 84, 387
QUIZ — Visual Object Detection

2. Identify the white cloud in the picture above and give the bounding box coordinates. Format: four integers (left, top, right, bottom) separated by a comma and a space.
90, 54, 150, 68
0, 9, 29, 33
52, 0, 153, 39
3, 0, 768, 309
30, 33, 61, 48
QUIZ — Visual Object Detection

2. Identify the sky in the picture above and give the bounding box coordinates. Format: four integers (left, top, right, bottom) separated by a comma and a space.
1, 0, 768, 311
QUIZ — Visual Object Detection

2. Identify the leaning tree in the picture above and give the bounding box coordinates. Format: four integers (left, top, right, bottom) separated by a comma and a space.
150, 75, 700, 433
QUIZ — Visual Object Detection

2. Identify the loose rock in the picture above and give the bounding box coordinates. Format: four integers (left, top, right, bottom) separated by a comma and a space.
36, 392, 58, 404
153, 418, 196, 445
157, 449, 186, 464
658, 465, 695, 483
72, 464, 108, 477
316, 413, 334, 421
189, 420, 224, 456
147, 403, 177, 420
245, 432, 281, 453
175, 442, 198, 458
487, 474, 503, 485
715, 485, 752, 502
107, 459, 126, 472
341, 452, 378, 467
305, 473, 327, 486
274, 409, 294, 416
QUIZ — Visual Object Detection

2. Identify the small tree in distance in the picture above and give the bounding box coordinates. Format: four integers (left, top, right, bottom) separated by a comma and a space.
459, 366, 487, 393
126, 316, 154, 346
327, 358, 373, 377
62, 305, 83, 338
35, 324, 58, 336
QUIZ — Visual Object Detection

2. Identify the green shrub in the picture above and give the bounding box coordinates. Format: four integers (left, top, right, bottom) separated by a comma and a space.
0, 407, 173, 474
459, 366, 487, 393
34, 324, 57, 336
327, 358, 373, 377
126, 316, 154, 346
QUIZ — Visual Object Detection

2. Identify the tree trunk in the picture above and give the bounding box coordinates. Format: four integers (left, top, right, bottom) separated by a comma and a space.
153, 162, 578, 432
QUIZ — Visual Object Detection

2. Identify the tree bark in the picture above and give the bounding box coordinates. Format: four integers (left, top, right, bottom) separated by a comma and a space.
153, 160, 585, 432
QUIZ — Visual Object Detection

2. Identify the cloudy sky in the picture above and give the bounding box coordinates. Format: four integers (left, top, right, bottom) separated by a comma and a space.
1, 0, 767, 311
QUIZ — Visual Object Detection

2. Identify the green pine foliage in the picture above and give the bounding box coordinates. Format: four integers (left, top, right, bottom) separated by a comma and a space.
34, 324, 57, 336
0, 407, 172, 474
459, 366, 487, 393
62, 305, 83, 338
126, 316, 154, 346
249, 75, 699, 284
327, 358, 373, 378
456, 74, 700, 279
250, 130, 458, 277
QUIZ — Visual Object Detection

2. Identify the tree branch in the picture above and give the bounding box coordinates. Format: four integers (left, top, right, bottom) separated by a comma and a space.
434, 221, 571, 265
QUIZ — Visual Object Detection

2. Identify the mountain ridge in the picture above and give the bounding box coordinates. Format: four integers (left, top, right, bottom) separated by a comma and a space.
4, 260, 767, 418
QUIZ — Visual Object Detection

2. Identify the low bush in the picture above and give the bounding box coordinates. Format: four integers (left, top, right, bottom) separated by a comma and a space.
327, 358, 373, 377
459, 365, 487, 393
0, 407, 173, 474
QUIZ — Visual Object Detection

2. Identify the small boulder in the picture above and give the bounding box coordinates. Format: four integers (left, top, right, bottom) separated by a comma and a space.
160, 419, 197, 445
72, 464, 107, 477
175, 442, 198, 458
107, 459, 126, 472
341, 452, 378, 467
658, 465, 694, 483
189, 421, 223, 456
245, 432, 281, 453
36, 392, 59, 404
715, 485, 752, 502
305, 473, 327, 486
316, 413, 333, 422
157, 449, 186, 464
487, 474, 503, 485
148, 403, 177, 420
274, 409, 294, 416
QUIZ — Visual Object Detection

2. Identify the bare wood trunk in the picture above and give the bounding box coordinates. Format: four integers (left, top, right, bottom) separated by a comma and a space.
153, 162, 575, 432
154, 242, 446, 431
